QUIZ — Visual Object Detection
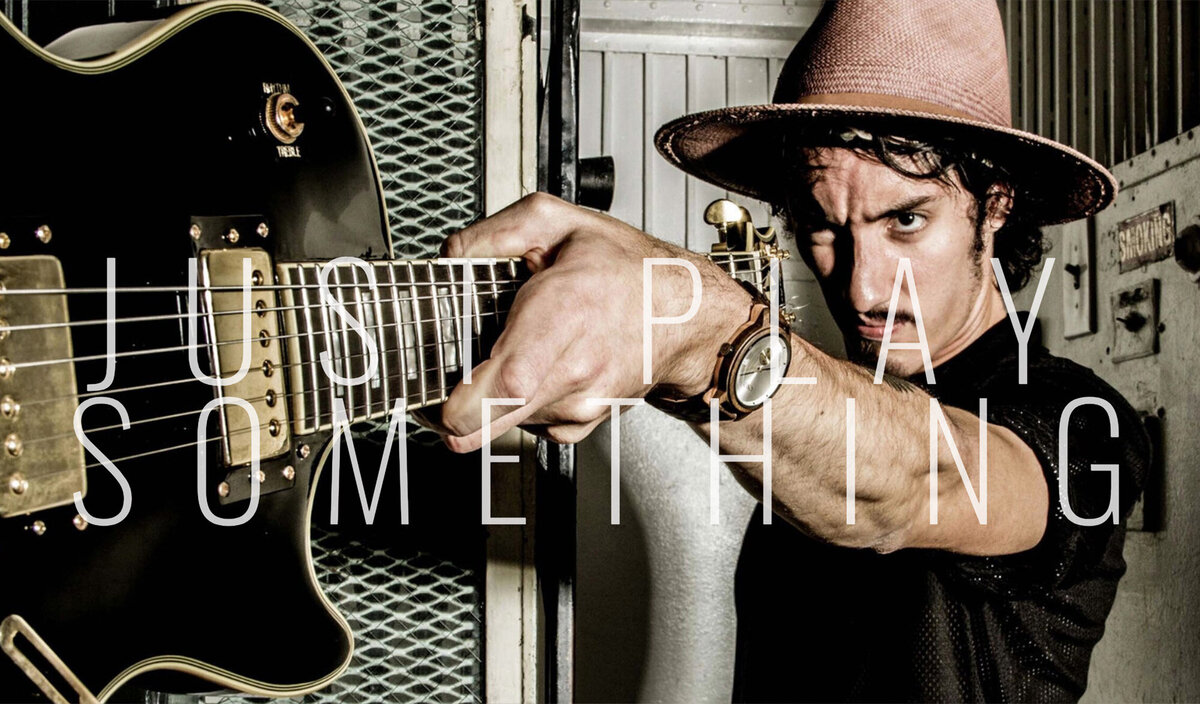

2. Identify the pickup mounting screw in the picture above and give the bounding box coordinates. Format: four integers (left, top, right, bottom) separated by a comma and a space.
189, 223, 202, 240
73, 514, 87, 531
0, 358, 14, 380
257, 222, 270, 238
265, 389, 277, 407
225, 228, 241, 244
268, 419, 281, 436
0, 233, 9, 249
0, 318, 9, 341
217, 481, 231, 498
296, 443, 311, 459
34, 225, 52, 244
262, 360, 274, 377
252, 270, 265, 286
1, 395, 20, 420
282, 465, 296, 481
28, 520, 45, 536
8, 472, 27, 495
5, 433, 22, 457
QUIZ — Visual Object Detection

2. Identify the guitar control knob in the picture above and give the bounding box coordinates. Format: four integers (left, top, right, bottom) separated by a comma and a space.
264, 92, 305, 144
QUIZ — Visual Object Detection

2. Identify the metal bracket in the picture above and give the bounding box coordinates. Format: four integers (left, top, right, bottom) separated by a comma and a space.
1, 614, 98, 704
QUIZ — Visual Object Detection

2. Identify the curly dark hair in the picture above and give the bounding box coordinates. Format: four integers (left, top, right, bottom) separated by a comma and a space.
773, 126, 1047, 292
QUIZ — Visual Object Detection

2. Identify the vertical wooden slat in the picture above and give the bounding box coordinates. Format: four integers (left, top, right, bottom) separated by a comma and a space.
1055, 0, 1070, 144
1128, 0, 1145, 157
1080, 0, 1089, 154
1020, 0, 1034, 132
1107, 0, 1119, 165
578, 51, 604, 158
1090, 0, 1109, 166
728, 57, 772, 227
1173, 0, 1184, 135
1149, 0, 1160, 146
685, 55, 728, 253
644, 53, 688, 247
603, 52, 645, 229
1036, 0, 1051, 137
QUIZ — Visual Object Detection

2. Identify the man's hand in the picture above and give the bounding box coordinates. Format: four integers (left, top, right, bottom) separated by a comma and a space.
427, 192, 750, 453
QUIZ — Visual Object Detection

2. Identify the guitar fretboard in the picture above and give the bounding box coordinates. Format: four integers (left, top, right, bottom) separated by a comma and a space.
275, 250, 776, 433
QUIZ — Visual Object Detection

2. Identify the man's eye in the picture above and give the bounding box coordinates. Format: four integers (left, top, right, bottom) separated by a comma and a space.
892, 213, 927, 233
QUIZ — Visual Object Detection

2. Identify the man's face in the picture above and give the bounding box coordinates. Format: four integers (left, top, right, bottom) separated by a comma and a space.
789, 147, 1003, 377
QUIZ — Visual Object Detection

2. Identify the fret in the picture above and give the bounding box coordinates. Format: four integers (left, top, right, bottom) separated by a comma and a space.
446, 263, 463, 382
316, 265, 339, 430
406, 261, 428, 407
294, 265, 324, 431
371, 262, 393, 416
487, 261, 502, 341
350, 265, 375, 420
395, 263, 419, 405
330, 265, 356, 420
427, 262, 448, 403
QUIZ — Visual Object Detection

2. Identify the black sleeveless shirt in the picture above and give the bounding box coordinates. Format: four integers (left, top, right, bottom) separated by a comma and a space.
732, 316, 1148, 703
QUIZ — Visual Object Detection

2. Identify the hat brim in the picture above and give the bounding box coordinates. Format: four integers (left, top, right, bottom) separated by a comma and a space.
654, 103, 1117, 226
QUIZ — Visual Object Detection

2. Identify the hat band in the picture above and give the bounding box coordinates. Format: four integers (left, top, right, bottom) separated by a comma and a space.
791, 93, 994, 126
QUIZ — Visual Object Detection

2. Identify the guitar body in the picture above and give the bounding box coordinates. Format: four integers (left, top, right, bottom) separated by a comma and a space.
0, 2, 389, 699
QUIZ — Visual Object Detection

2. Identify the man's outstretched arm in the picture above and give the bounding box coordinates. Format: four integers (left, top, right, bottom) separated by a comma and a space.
432, 193, 1048, 557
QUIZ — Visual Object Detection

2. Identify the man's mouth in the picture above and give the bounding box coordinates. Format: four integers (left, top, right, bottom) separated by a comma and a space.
852, 316, 911, 342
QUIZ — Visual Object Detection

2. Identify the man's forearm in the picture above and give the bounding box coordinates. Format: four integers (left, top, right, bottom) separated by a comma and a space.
704, 334, 940, 551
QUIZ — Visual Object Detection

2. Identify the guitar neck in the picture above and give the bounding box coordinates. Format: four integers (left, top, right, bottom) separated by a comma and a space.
273, 250, 775, 431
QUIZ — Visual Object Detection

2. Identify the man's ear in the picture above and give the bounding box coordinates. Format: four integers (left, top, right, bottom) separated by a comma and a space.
982, 184, 1014, 234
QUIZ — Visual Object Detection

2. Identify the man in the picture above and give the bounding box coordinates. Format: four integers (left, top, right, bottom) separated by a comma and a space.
430, 0, 1147, 700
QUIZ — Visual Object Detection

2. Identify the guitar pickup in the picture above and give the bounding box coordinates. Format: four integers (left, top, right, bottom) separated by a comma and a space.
0, 257, 86, 519
199, 249, 290, 468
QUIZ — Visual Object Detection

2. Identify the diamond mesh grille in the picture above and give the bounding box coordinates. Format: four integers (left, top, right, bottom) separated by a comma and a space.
268, 0, 484, 259
252, 1, 484, 702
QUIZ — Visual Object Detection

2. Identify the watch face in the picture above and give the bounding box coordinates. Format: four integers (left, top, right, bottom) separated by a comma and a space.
733, 333, 791, 409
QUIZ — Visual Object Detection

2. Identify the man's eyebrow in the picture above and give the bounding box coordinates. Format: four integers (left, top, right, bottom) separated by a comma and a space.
867, 195, 936, 222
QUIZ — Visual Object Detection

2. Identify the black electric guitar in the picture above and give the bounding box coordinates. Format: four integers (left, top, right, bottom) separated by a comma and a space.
0, 2, 785, 701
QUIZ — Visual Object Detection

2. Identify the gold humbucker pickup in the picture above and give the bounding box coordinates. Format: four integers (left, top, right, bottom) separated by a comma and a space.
0, 256, 86, 519
200, 249, 290, 467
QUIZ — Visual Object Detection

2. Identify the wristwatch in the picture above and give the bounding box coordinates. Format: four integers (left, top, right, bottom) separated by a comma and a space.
648, 285, 792, 423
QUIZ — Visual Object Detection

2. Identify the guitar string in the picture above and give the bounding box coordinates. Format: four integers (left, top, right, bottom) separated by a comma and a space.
13, 262, 778, 453
5, 257, 771, 369
0, 252, 768, 296
14, 258, 776, 411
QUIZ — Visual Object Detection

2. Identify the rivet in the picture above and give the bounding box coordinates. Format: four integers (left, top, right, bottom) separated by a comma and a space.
73, 514, 87, 531
28, 520, 45, 536
5, 433, 22, 457
262, 360, 274, 377
296, 443, 311, 459
34, 225, 52, 244
269, 419, 281, 437
252, 270, 265, 286
0, 233, 9, 249
217, 481, 231, 498
226, 228, 241, 244
0, 318, 8, 341
265, 389, 277, 407
8, 472, 26, 495
259, 330, 271, 347
189, 223, 202, 240
1, 395, 20, 420
257, 222, 270, 238
0, 358, 13, 379
283, 465, 296, 481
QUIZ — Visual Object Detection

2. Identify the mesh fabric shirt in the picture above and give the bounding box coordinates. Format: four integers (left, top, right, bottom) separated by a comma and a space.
731, 315, 1148, 703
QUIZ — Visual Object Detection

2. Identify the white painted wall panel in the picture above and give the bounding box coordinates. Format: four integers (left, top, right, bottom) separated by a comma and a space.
573, 15, 825, 704
643, 53, 688, 246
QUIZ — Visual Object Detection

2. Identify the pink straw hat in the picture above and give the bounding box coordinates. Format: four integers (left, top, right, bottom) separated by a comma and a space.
654, 0, 1117, 225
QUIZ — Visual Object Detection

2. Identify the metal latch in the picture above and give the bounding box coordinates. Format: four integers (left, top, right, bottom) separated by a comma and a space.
0, 256, 85, 519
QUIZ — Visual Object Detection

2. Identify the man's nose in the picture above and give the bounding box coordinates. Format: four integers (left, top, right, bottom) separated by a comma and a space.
845, 233, 895, 314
